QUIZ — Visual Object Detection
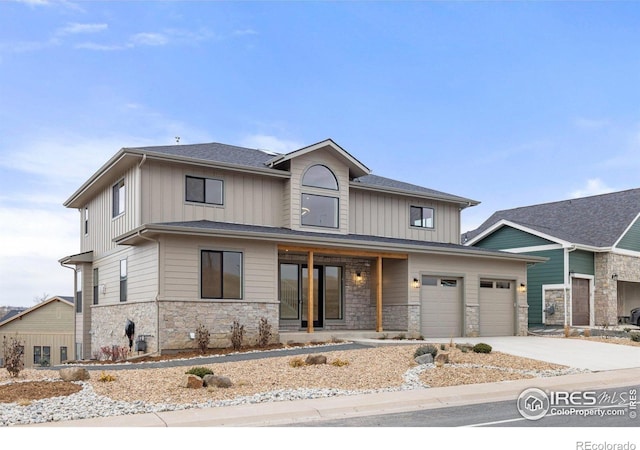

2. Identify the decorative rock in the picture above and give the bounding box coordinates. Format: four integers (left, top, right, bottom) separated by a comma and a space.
203, 375, 233, 388
305, 354, 327, 365
59, 368, 90, 381
181, 374, 203, 389
415, 354, 433, 365
434, 353, 449, 367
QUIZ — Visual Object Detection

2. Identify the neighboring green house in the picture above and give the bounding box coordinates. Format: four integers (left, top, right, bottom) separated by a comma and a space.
464, 188, 640, 328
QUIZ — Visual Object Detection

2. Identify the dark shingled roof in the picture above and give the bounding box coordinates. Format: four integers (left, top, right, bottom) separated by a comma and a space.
125, 142, 475, 204
465, 188, 640, 248
0, 308, 26, 323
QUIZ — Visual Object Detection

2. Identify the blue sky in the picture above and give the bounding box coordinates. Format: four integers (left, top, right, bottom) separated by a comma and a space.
1, 0, 639, 308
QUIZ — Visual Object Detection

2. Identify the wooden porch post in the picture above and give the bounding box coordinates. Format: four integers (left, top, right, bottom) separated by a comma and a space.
307, 250, 314, 333
376, 256, 383, 332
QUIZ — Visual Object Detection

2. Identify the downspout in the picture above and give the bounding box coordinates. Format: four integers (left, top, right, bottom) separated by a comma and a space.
136, 230, 161, 354
564, 245, 577, 327
60, 261, 78, 359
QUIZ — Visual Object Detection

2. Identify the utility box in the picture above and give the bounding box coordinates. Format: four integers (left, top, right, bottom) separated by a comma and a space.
135, 336, 147, 353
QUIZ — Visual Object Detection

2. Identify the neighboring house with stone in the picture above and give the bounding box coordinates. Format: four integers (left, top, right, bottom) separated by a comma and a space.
59, 138, 543, 360
463, 188, 640, 328
0, 296, 74, 368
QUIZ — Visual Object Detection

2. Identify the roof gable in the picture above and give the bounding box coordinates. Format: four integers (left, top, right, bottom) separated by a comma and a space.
465, 188, 640, 248
0, 296, 73, 327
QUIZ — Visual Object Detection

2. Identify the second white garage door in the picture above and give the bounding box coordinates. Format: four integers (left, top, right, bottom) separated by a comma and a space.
420, 276, 463, 338
479, 279, 515, 336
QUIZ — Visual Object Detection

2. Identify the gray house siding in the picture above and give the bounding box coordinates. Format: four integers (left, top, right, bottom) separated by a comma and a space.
617, 217, 640, 252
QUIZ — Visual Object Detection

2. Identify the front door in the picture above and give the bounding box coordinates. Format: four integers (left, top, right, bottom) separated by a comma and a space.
572, 278, 590, 326
301, 266, 323, 328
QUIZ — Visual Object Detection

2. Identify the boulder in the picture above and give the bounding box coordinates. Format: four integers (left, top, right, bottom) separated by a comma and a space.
415, 354, 433, 365
203, 375, 233, 388
305, 354, 327, 365
434, 352, 449, 367
181, 374, 203, 389
59, 367, 90, 381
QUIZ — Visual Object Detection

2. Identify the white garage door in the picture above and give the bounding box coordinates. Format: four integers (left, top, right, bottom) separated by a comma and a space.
420, 276, 462, 338
479, 279, 515, 336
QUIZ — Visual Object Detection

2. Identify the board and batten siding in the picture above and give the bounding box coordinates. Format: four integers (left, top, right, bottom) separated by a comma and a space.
160, 236, 277, 302
141, 160, 284, 227
287, 149, 350, 234
349, 190, 461, 244
617, 216, 640, 252
569, 250, 595, 276
382, 258, 408, 305
81, 165, 138, 256
473, 226, 555, 250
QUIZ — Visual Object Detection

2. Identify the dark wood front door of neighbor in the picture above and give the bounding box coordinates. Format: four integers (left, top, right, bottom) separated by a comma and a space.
572, 278, 590, 326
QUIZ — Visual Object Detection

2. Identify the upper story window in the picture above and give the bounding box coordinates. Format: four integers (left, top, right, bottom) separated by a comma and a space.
186, 175, 224, 205
112, 179, 125, 218
120, 259, 127, 302
84, 207, 89, 235
302, 165, 338, 190
410, 206, 434, 229
301, 165, 339, 229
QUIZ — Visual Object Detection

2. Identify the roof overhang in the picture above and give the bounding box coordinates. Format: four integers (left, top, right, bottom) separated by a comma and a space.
266, 139, 370, 178
115, 223, 546, 264
349, 181, 480, 208
59, 251, 94, 265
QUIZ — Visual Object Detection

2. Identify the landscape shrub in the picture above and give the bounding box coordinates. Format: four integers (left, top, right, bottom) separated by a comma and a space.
258, 317, 272, 348
289, 357, 306, 368
331, 358, 349, 367
2, 335, 24, 377
195, 323, 210, 354
185, 367, 214, 378
230, 320, 245, 351
630, 332, 640, 343
98, 372, 117, 382
414, 344, 438, 359
472, 343, 492, 354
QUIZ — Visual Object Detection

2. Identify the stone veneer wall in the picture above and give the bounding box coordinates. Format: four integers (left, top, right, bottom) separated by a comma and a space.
382, 304, 420, 334
544, 288, 566, 326
595, 252, 640, 326
159, 300, 279, 351
91, 301, 157, 359
517, 302, 529, 335
464, 304, 479, 337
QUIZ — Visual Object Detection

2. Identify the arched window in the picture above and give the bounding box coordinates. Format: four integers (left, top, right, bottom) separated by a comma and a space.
302, 165, 338, 190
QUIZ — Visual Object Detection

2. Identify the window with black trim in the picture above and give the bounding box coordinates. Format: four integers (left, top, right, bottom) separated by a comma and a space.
33, 346, 50, 365
84, 207, 89, 235
120, 259, 127, 302
75, 270, 82, 313
60, 346, 68, 363
186, 176, 224, 205
112, 179, 125, 217
301, 165, 339, 229
201, 250, 242, 299
410, 206, 434, 229
93, 268, 99, 305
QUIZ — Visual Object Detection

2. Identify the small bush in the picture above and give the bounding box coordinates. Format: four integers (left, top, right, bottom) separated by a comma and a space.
98, 372, 116, 382
195, 323, 210, 354
395, 333, 406, 340
472, 343, 492, 354
460, 347, 469, 353
379, 334, 388, 340
414, 344, 438, 359
186, 367, 214, 378
583, 328, 591, 338
630, 332, 640, 343
289, 357, 306, 368
230, 320, 245, 351
258, 317, 272, 348
331, 358, 350, 367
439, 343, 446, 351
564, 325, 571, 338
2, 335, 24, 377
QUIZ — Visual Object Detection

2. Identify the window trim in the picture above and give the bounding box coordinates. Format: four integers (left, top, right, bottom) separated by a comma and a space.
409, 205, 435, 229
185, 175, 224, 206
200, 250, 243, 300
119, 259, 127, 302
84, 207, 89, 235
93, 268, 99, 305
302, 164, 339, 190
112, 179, 125, 218
300, 193, 339, 229
60, 346, 68, 363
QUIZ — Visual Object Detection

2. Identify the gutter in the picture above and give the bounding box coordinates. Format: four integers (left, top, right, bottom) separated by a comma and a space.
59, 260, 78, 360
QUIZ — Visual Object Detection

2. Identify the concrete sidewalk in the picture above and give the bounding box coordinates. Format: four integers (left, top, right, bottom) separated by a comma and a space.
29, 367, 640, 427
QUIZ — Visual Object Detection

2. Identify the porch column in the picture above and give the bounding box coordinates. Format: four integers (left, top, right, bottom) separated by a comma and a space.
307, 250, 314, 333
376, 256, 383, 332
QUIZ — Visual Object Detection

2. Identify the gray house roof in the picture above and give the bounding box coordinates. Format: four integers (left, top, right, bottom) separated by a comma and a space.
124, 140, 478, 207
464, 188, 640, 248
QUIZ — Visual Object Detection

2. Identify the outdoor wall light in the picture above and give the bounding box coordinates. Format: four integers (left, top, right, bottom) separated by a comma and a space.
355, 272, 363, 283
412, 278, 420, 288
518, 283, 527, 293
612, 274, 618, 281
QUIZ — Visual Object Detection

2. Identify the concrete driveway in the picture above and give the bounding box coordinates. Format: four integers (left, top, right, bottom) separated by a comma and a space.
356, 336, 640, 371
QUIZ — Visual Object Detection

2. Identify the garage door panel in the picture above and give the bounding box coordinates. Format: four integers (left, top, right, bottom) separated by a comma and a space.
420, 277, 462, 338
479, 280, 515, 336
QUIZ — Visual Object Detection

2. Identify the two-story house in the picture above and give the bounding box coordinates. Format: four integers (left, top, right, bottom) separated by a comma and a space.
60, 139, 543, 359
463, 188, 640, 328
